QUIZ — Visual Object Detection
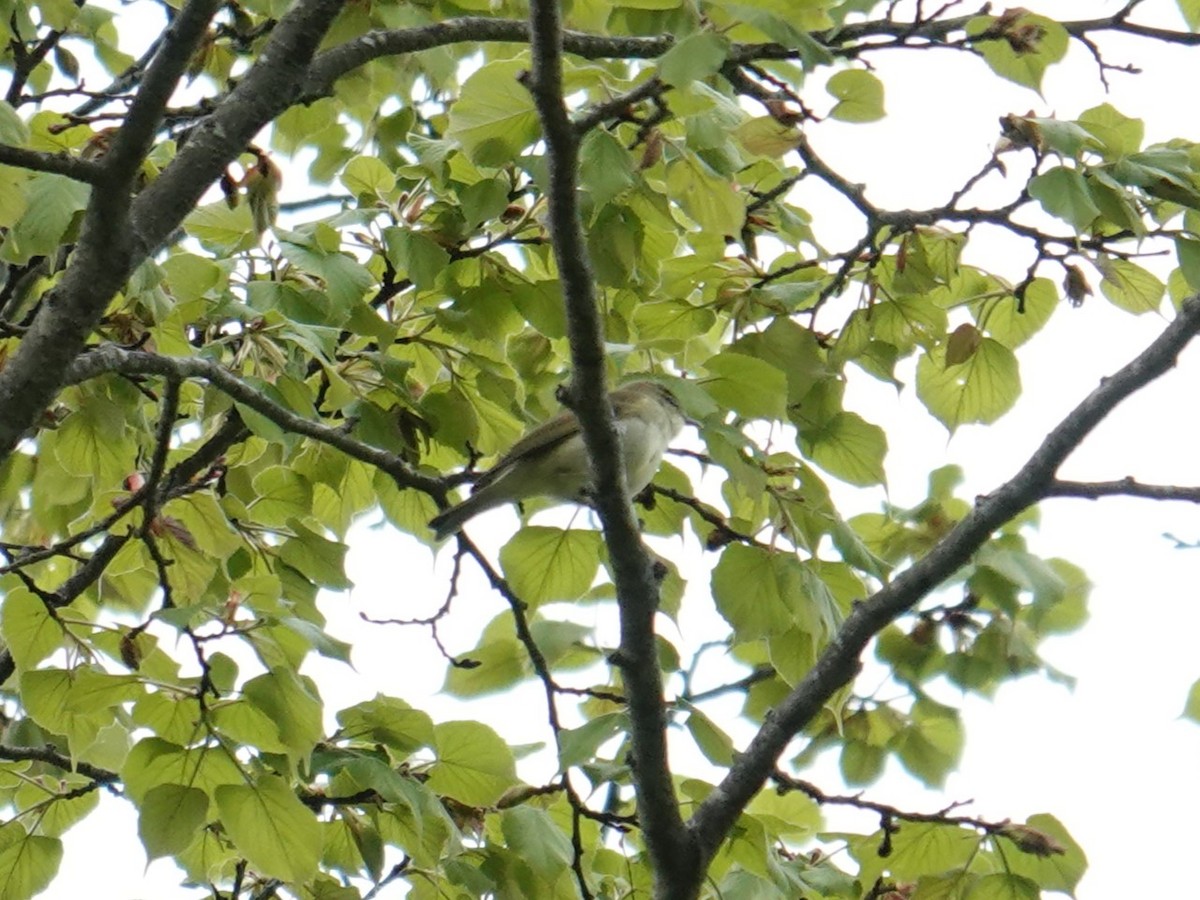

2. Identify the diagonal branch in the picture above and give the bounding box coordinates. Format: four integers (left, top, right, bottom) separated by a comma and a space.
0, 0, 224, 465
130, 0, 345, 250
525, 0, 693, 895
687, 295, 1200, 868
101, 0, 224, 186
0, 0, 346, 465
64, 346, 441, 493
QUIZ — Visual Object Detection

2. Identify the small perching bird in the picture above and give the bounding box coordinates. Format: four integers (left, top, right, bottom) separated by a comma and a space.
429, 380, 685, 540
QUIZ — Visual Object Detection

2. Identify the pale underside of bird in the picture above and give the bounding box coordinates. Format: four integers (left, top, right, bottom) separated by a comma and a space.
429, 381, 684, 540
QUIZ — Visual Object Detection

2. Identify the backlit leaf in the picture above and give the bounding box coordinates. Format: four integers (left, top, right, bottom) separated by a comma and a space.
427, 721, 518, 807
215, 775, 321, 885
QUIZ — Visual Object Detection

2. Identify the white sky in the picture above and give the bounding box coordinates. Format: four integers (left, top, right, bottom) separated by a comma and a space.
38, 1, 1200, 898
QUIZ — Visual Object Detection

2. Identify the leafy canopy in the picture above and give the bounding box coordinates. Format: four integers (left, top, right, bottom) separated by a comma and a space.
0, 1, 1198, 898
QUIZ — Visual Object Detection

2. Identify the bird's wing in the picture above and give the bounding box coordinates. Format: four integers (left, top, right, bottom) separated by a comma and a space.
472, 407, 582, 491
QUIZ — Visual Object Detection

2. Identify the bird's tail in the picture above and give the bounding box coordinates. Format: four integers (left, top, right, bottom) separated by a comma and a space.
429, 490, 501, 540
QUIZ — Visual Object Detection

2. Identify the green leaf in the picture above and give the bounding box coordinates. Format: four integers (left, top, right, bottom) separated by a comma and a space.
138, 784, 210, 861
666, 158, 744, 234
334, 757, 426, 814
122, 738, 244, 808
977, 279, 1056, 348
2, 174, 89, 264
278, 519, 352, 590
215, 775, 322, 885
800, 411, 887, 487
242, 668, 324, 758
336, 695, 434, 754
1185, 678, 1200, 724
916, 338, 1021, 431
162, 253, 223, 304
632, 298, 717, 347
1097, 256, 1164, 314
340, 155, 396, 199
20, 669, 108, 754
0, 589, 64, 670
457, 176, 510, 227
968, 14, 1068, 93
498, 527, 603, 609
1014, 115, 1099, 157
998, 814, 1087, 894
840, 739, 886, 786
854, 821, 979, 885
684, 707, 735, 765
747, 788, 822, 838
445, 58, 540, 167
63, 668, 143, 711
892, 699, 963, 788
558, 713, 626, 769
53, 392, 135, 486
442, 636, 525, 697
250, 466, 313, 526
1176, 236, 1200, 291
1179, 0, 1200, 30
579, 130, 636, 207
210, 700, 290, 754
0, 101, 28, 145
1028, 166, 1100, 230
1078, 103, 1144, 157
659, 32, 729, 86
966, 873, 1039, 899
735, 116, 801, 157
37, 782, 100, 837
427, 721, 518, 807
277, 236, 374, 310
712, 545, 817, 640
383, 227, 451, 291
717, 5, 833, 68
184, 200, 258, 256
500, 806, 573, 881
0, 833, 62, 900
702, 351, 788, 420
826, 69, 885, 122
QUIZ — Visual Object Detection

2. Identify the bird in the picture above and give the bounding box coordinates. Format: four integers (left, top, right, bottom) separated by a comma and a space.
429, 380, 685, 540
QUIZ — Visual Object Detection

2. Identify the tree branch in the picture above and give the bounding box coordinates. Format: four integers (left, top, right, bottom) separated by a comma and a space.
687, 296, 1200, 867
130, 0, 345, 250
0, 0, 346, 464
1044, 477, 1200, 503
101, 0, 224, 186
0, 144, 105, 182
302, 17, 673, 98
525, 1, 693, 895
0, 744, 118, 784
63, 347, 442, 494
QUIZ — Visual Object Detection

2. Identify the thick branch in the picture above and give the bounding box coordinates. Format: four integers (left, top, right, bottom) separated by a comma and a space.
0, 144, 104, 182
130, 0, 344, 249
101, 0, 224, 185
0, 0, 345, 464
299, 6, 1200, 102
525, 1, 693, 896
303, 17, 673, 97
687, 296, 1200, 867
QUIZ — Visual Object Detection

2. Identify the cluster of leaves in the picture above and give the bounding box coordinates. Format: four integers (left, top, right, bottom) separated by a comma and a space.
0, 0, 1198, 897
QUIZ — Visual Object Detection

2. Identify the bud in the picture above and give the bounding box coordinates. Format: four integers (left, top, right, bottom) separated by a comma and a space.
998, 822, 1067, 857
